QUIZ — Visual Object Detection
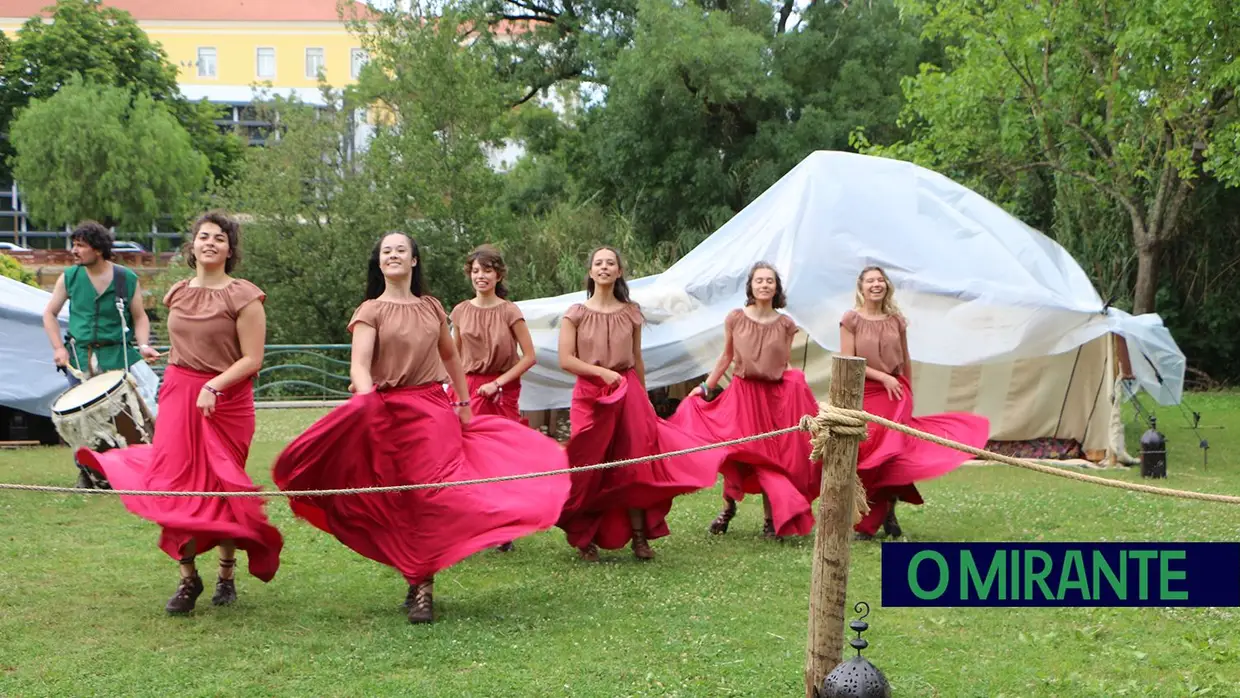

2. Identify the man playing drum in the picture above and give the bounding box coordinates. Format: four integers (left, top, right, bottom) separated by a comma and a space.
41, 221, 161, 488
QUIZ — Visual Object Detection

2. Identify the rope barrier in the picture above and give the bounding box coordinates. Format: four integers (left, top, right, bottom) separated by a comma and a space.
2, 402, 1238, 505
824, 405, 1240, 505
0, 424, 806, 498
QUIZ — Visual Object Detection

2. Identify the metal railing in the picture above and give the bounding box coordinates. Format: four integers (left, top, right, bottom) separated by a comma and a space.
152, 344, 353, 403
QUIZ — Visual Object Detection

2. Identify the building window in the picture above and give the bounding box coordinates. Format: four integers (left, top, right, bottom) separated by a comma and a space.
351, 48, 368, 79
256, 47, 276, 79
305, 48, 325, 79
197, 47, 217, 78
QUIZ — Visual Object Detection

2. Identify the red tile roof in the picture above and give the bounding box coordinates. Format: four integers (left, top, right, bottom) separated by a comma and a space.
0, 0, 378, 22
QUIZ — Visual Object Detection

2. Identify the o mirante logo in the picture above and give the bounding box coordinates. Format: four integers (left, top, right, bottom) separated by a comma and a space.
880, 543, 1240, 607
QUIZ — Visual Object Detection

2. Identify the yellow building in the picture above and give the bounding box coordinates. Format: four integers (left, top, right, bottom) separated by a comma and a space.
0, 0, 376, 125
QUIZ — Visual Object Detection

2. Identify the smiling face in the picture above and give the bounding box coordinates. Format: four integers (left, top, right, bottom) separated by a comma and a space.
470, 260, 500, 294
192, 222, 231, 271
378, 233, 416, 280
750, 267, 778, 303
859, 268, 888, 305
589, 248, 621, 287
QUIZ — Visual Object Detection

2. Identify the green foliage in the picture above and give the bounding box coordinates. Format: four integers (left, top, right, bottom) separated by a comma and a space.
9, 78, 210, 230
219, 94, 376, 344
860, 0, 1240, 313
0, 252, 36, 286
0, 0, 239, 184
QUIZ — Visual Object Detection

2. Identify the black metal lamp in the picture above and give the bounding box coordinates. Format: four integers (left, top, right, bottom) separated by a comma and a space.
1140, 415, 1167, 479
816, 602, 891, 698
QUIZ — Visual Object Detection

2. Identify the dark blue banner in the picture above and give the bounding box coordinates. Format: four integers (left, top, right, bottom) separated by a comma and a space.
881, 542, 1240, 607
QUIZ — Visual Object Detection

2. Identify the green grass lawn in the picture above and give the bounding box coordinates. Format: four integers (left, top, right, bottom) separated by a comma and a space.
2, 393, 1239, 697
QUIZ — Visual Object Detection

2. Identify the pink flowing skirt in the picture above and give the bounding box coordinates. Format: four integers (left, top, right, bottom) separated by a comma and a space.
556, 369, 719, 550
447, 373, 526, 424
667, 370, 821, 536
76, 365, 284, 581
854, 374, 990, 534
271, 384, 570, 583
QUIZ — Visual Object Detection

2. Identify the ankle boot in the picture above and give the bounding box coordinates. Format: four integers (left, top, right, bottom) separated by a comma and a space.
882, 500, 902, 538
211, 558, 237, 606
166, 573, 204, 615
407, 580, 434, 624
708, 498, 737, 535
631, 529, 654, 560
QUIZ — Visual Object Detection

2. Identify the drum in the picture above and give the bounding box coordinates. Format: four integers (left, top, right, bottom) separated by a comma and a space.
51, 370, 155, 453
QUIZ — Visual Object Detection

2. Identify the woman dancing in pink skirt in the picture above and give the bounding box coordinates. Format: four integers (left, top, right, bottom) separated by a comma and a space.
839, 266, 990, 540
272, 232, 570, 624
555, 246, 718, 561
78, 211, 284, 615
449, 244, 538, 552
668, 262, 821, 540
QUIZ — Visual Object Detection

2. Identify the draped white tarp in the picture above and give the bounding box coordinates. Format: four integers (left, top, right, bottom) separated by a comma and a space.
0, 275, 69, 417
512, 151, 1185, 411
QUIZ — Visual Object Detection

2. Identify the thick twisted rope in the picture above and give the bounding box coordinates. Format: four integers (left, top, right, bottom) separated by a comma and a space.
0, 424, 806, 498
821, 405, 1240, 505
2, 402, 1238, 507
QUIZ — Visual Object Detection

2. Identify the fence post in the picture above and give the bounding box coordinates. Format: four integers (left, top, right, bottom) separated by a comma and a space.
804, 354, 867, 698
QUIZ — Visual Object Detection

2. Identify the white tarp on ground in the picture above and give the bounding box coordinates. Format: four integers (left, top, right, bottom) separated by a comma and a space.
512, 150, 1186, 412
0, 275, 68, 417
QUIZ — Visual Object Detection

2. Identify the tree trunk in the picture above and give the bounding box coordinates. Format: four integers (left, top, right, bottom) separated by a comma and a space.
1132, 241, 1161, 315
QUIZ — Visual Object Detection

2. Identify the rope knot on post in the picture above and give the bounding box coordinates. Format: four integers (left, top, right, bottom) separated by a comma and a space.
800, 403, 868, 463
799, 402, 871, 528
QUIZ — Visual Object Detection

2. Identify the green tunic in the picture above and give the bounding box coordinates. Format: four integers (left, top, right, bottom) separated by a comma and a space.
64, 263, 142, 374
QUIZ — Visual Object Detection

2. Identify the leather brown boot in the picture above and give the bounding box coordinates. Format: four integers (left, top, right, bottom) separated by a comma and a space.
407, 579, 434, 624
211, 558, 237, 606
166, 573, 204, 615
631, 529, 654, 560
578, 542, 599, 562
882, 500, 902, 538
708, 497, 737, 535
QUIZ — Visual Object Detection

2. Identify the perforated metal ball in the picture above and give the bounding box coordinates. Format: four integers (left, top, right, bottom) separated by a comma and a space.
817, 656, 891, 698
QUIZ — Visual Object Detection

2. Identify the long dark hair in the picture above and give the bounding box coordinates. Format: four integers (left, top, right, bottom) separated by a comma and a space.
745, 261, 787, 309
365, 231, 424, 301
584, 245, 631, 304
464, 244, 508, 299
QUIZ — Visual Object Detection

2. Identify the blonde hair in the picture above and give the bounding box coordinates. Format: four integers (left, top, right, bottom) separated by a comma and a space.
853, 265, 903, 319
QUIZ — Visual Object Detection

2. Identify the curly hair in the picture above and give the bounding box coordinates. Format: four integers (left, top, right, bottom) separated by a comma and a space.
185, 210, 242, 274
70, 220, 113, 261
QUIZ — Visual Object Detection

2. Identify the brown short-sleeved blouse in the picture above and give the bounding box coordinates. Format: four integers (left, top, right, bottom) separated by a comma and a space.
840, 309, 907, 375
562, 302, 643, 372
164, 278, 266, 374
450, 300, 525, 375
349, 296, 449, 389
727, 309, 799, 381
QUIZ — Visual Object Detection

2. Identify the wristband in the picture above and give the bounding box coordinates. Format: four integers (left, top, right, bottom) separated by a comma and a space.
203, 385, 222, 398
451, 400, 470, 407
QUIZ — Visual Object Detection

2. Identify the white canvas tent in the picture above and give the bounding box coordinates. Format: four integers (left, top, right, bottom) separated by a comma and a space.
1, 275, 69, 417
511, 151, 1186, 463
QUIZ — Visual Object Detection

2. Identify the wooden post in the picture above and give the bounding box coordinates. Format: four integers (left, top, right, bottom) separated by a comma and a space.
804, 355, 868, 698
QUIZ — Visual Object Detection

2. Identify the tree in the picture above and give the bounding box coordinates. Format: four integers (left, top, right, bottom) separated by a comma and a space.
218, 93, 379, 343
476, 0, 934, 245
858, 0, 1240, 315
9, 79, 210, 230
0, 0, 241, 185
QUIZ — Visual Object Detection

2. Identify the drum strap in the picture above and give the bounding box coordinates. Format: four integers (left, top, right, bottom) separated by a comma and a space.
113, 264, 130, 311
